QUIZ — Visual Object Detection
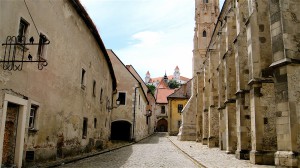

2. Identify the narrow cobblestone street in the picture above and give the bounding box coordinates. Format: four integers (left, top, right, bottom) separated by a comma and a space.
58, 133, 199, 168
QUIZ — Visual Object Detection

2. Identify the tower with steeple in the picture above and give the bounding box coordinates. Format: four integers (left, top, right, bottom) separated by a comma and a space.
178, 0, 219, 141
145, 71, 151, 84
173, 66, 180, 81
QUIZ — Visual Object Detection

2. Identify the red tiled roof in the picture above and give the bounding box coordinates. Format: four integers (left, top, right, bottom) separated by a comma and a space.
155, 80, 174, 103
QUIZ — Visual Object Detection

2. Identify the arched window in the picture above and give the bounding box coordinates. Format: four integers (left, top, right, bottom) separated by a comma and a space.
203, 30, 207, 37
203, 0, 208, 3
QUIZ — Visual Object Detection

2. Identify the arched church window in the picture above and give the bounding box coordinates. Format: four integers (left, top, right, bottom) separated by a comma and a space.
203, 30, 207, 37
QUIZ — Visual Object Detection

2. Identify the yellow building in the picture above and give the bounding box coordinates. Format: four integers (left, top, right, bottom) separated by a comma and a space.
167, 80, 191, 136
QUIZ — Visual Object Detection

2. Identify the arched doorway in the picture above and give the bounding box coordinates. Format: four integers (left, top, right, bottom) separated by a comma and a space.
156, 118, 168, 132
111, 121, 131, 141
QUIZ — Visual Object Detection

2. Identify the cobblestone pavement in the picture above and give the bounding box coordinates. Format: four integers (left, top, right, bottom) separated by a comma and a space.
168, 136, 275, 168
58, 133, 199, 168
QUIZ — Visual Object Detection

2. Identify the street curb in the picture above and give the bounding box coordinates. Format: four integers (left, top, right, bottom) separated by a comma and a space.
167, 136, 207, 168
34, 133, 155, 168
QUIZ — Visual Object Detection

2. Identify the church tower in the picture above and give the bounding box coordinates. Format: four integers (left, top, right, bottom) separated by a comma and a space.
178, 0, 219, 141
173, 66, 180, 81
193, 0, 219, 75
145, 71, 151, 84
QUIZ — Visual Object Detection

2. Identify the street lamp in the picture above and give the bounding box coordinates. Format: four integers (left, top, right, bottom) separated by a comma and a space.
107, 97, 121, 110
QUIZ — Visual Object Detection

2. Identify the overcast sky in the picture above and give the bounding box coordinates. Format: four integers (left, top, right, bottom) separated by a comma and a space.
80, 0, 225, 79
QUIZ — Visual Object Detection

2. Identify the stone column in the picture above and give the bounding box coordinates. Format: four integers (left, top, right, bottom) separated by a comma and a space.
269, 0, 300, 167
208, 50, 219, 148
234, 0, 251, 160
217, 30, 227, 151
246, 0, 277, 165
224, 9, 237, 154
202, 60, 209, 145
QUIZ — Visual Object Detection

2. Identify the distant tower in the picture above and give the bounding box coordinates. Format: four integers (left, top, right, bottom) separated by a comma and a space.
163, 72, 168, 84
145, 71, 151, 83
173, 66, 180, 80
193, 0, 219, 75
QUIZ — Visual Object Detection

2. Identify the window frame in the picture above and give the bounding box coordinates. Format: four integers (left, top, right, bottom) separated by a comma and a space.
81, 68, 86, 90
178, 104, 183, 113
82, 117, 88, 139
37, 33, 49, 59
118, 92, 126, 105
161, 106, 165, 114
17, 18, 29, 43
92, 80, 96, 97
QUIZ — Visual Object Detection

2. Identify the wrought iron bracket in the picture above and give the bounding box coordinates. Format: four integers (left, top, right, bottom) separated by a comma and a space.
1, 35, 50, 71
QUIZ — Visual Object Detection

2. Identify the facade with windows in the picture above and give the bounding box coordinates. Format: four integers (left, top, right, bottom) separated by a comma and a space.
0, 0, 117, 167
167, 80, 191, 135
107, 50, 154, 141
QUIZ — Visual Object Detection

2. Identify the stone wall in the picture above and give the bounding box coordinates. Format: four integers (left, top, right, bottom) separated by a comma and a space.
183, 0, 300, 167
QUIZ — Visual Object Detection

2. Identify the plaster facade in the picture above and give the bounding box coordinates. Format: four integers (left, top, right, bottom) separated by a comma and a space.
107, 50, 153, 142
0, 0, 116, 167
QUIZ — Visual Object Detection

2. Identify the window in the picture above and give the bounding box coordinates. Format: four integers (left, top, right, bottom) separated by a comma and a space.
203, 0, 208, 3
81, 69, 86, 89
118, 92, 126, 105
203, 30, 207, 37
37, 34, 48, 59
82, 118, 88, 139
178, 104, 183, 113
139, 95, 140, 108
161, 106, 165, 114
100, 88, 103, 102
94, 118, 97, 128
18, 18, 29, 43
92, 80, 96, 97
29, 105, 38, 129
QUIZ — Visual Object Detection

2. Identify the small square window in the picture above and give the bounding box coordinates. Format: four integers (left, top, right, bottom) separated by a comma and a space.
178, 104, 183, 113
118, 92, 126, 105
161, 106, 165, 114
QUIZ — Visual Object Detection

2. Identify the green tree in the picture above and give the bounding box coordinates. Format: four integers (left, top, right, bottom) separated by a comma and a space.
168, 80, 180, 89
147, 84, 156, 94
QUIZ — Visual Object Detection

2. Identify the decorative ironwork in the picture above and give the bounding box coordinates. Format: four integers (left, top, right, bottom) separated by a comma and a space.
1, 35, 50, 71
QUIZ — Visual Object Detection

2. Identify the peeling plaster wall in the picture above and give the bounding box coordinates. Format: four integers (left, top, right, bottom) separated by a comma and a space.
0, 0, 114, 165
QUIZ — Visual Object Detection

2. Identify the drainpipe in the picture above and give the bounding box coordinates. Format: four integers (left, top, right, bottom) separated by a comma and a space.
132, 86, 140, 141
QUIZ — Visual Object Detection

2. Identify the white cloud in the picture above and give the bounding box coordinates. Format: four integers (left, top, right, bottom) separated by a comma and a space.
131, 31, 164, 48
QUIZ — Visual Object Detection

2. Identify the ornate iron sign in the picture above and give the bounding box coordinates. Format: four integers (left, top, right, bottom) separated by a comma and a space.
1, 35, 50, 71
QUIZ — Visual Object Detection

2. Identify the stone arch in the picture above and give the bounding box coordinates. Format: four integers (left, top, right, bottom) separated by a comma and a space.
111, 120, 132, 141
156, 118, 168, 132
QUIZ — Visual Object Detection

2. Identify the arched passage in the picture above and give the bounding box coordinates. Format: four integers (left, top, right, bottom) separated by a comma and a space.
111, 121, 131, 141
156, 118, 168, 132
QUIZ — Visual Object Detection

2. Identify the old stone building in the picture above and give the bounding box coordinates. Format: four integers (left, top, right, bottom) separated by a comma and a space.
0, 0, 117, 167
107, 50, 154, 141
154, 77, 175, 132
180, 0, 300, 167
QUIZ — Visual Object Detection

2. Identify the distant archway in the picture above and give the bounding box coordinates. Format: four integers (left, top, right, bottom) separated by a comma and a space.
111, 121, 131, 141
156, 118, 168, 132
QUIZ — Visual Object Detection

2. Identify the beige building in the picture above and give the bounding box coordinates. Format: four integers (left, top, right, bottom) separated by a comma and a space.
180, 0, 300, 167
0, 0, 117, 167
107, 50, 154, 141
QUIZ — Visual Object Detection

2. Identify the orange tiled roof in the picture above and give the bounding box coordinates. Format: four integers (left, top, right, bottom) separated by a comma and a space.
155, 80, 175, 104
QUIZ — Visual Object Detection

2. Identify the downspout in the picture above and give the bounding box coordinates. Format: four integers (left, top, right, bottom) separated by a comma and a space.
132, 86, 140, 141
